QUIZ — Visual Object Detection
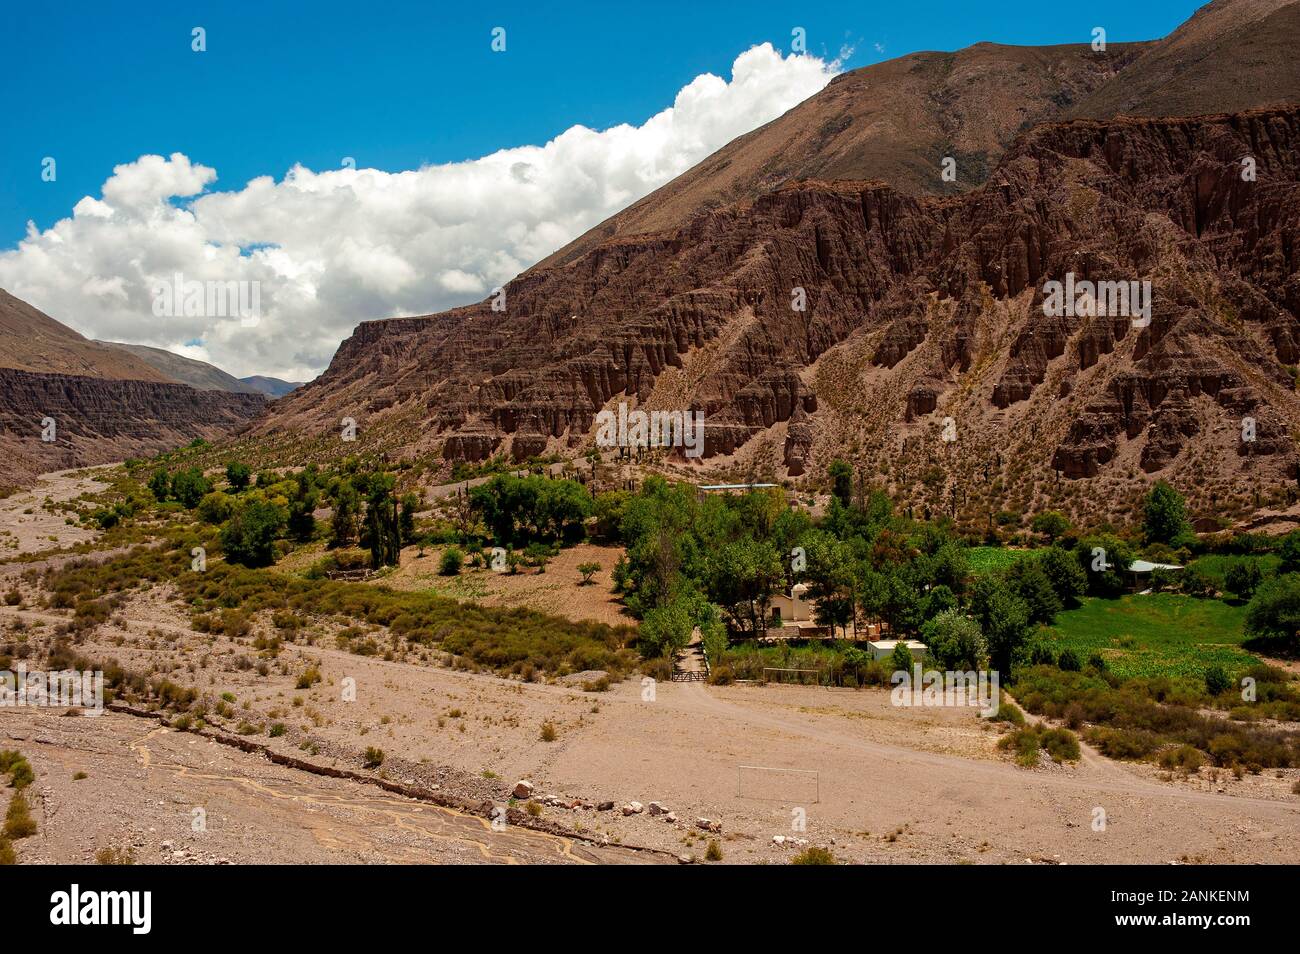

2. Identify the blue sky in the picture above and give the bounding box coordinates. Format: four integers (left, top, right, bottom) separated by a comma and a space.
2, 0, 1202, 249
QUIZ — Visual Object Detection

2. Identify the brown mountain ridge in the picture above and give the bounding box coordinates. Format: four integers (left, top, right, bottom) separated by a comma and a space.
254, 100, 1300, 526
0, 291, 266, 487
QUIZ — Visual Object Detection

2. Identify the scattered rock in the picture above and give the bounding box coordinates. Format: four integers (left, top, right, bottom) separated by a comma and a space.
596, 801, 615, 811
622, 801, 644, 816
647, 801, 668, 816
512, 780, 534, 798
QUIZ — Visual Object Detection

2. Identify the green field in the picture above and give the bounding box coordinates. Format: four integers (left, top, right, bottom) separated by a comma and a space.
967, 545, 1034, 574
1184, 553, 1280, 592
966, 546, 1033, 575
1043, 594, 1257, 679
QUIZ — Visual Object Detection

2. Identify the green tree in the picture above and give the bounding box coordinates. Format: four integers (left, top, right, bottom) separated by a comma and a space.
970, 577, 1032, 676
225, 461, 252, 492
1037, 546, 1086, 608
889, 638, 915, 676
1073, 535, 1136, 598
618, 478, 701, 617
399, 493, 419, 545
1224, 560, 1263, 600
1243, 574, 1300, 655
592, 490, 630, 544
921, 609, 986, 670
706, 538, 786, 637
1031, 511, 1070, 544
196, 491, 234, 525
1143, 481, 1191, 546
147, 468, 170, 502
220, 500, 286, 567
801, 531, 857, 637
330, 480, 359, 548
287, 495, 316, 543
1278, 532, 1300, 574
639, 597, 694, 659
365, 474, 401, 569
577, 561, 601, 585
1007, 558, 1063, 626
827, 459, 853, 508
470, 473, 592, 546
170, 467, 212, 509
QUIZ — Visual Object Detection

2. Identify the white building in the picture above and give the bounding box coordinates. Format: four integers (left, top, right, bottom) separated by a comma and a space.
867, 639, 927, 662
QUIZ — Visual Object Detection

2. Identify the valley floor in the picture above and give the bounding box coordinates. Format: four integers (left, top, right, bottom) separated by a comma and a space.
2, 470, 1297, 865
2, 594, 1296, 865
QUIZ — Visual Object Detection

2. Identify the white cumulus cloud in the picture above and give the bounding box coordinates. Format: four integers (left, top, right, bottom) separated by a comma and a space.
0, 44, 840, 381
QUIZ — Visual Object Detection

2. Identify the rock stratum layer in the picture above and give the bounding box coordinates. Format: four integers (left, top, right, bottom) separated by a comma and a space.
0, 368, 265, 486
256, 105, 1300, 523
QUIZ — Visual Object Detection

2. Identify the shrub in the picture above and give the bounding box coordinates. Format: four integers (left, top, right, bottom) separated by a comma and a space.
791, 846, 836, 865
998, 725, 1080, 766
1205, 665, 1231, 697
993, 702, 1025, 726
94, 846, 135, 865
1158, 745, 1205, 774
1180, 565, 1216, 598
1081, 733, 1164, 764
539, 721, 557, 742
705, 839, 723, 861
577, 561, 601, 585
295, 667, 321, 689
363, 747, 385, 768
5, 756, 33, 791
1039, 727, 1081, 763
3, 793, 36, 839
1058, 649, 1082, 672
438, 547, 464, 576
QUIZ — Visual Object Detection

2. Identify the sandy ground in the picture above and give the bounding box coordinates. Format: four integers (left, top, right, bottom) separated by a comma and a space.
0, 467, 106, 557
383, 543, 633, 626
0, 708, 661, 865
3, 593, 1297, 865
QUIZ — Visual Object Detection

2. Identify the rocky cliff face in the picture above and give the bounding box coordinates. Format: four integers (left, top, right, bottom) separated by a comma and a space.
0, 368, 265, 486
256, 106, 1300, 524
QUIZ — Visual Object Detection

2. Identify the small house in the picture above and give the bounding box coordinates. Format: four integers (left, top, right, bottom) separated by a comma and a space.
1127, 559, 1182, 592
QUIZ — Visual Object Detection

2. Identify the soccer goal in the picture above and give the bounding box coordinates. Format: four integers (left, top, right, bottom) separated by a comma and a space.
736, 764, 820, 803
761, 667, 823, 686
